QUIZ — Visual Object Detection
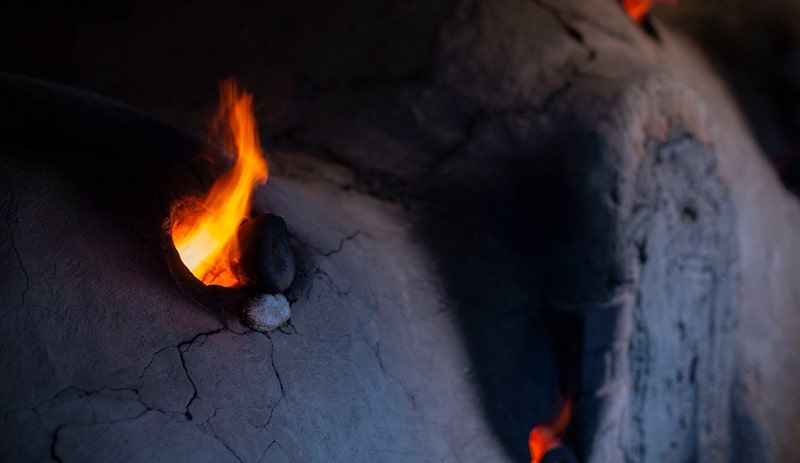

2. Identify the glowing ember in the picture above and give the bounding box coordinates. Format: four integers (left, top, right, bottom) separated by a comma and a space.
529, 399, 572, 463
621, 0, 675, 23
170, 79, 268, 286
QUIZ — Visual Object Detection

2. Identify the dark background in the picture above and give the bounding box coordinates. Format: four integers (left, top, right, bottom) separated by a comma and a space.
4, 0, 799, 193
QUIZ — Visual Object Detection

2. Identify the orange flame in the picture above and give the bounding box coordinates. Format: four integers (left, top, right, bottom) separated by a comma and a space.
621, 0, 675, 23
529, 399, 572, 463
170, 79, 268, 286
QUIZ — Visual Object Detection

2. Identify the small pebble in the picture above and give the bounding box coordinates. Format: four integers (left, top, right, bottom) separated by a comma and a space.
241, 293, 291, 332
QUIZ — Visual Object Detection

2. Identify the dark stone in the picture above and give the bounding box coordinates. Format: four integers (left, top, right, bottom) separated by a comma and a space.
237, 213, 296, 293
542, 444, 579, 463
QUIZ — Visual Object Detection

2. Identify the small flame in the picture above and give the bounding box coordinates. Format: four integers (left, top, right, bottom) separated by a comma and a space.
529, 399, 572, 463
621, 0, 676, 23
170, 79, 268, 286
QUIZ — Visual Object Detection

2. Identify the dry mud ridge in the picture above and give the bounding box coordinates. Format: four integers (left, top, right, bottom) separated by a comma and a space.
2, 1, 800, 462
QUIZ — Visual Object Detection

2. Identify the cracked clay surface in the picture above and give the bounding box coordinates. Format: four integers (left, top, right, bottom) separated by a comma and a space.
3, 0, 800, 461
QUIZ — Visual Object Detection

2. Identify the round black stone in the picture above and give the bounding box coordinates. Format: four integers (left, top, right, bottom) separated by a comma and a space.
237, 213, 296, 293
542, 444, 578, 463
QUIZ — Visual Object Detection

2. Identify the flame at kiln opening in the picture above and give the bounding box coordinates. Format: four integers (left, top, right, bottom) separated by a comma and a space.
529, 399, 572, 463
621, 0, 676, 23
170, 79, 268, 287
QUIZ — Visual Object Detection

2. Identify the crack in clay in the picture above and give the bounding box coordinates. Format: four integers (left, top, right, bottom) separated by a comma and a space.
4, 385, 142, 421
178, 349, 199, 420
175, 328, 226, 420
322, 230, 361, 257
536, 52, 597, 115
49, 424, 65, 463
628, 287, 651, 462
530, 0, 629, 45
315, 268, 351, 297
298, 230, 362, 301
138, 345, 174, 380
433, 109, 487, 164
6, 223, 30, 307
44, 409, 179, 463
36, 388, 162, 463
206, 417, 246, 463
266, 335, 286, 398
139, 327, 256, 384
540, 79, 575, 114
0, 248, 295, 460
271, 127, 414, 203
257, 440, 278, 463
434, 20, 597, 166
373, 342, 417, 409
303, 267, 352, 301
258, 395, 285, 430
244, 333, 289, 433
202, 407, 220, 426
278, 320, 298, 336
217, 438, 245, 463
528, 0, 598, 112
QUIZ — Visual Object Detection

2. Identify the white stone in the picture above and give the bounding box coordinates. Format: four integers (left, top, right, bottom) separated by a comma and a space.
241, 293, 291, 332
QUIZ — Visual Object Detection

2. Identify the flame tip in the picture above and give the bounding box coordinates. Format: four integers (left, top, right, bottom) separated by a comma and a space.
171, 78, 268, 287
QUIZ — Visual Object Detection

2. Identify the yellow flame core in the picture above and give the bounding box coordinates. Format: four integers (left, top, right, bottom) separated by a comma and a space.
170, 79, 268, 286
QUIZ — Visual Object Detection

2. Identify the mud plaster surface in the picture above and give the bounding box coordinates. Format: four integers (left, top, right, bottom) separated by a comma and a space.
2, 0, 800, 462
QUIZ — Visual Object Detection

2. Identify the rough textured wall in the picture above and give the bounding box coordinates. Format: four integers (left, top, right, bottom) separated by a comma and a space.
1, 0, 800, 462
